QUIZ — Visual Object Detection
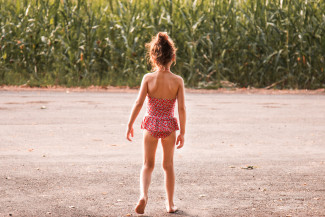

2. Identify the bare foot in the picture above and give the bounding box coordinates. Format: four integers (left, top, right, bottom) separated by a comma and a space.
166, 204, 178, 213
135, 197, 148, 214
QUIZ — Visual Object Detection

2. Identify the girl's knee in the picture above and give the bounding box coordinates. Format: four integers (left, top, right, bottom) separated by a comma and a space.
162, 161, 174, 171
143, 160, 155, 172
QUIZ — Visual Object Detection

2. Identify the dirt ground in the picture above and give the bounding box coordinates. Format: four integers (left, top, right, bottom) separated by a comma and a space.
0, 88, 325, 217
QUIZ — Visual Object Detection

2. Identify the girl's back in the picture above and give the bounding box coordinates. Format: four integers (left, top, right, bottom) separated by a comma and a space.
146, 70, 181, 100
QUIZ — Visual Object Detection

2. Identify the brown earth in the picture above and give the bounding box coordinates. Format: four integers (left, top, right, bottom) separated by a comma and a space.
1, 85, 325, 95
0, 88, 324, 217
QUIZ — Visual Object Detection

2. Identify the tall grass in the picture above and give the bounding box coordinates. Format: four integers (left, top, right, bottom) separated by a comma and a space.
0, 0, 324, 89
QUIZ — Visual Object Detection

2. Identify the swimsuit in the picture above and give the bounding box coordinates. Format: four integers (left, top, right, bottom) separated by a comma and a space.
141, 95, 179, 138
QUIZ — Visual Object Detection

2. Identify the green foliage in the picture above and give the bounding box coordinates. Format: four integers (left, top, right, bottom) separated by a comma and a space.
0, 0, 324, 89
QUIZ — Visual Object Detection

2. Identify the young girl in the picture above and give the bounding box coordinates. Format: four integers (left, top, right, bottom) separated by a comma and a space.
126, 32, 186, 214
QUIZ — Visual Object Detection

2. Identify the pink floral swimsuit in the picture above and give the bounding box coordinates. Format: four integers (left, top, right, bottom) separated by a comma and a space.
141, 95, 179, 138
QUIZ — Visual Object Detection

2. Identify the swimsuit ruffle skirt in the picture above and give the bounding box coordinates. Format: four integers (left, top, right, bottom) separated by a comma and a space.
141, 95, 179, 138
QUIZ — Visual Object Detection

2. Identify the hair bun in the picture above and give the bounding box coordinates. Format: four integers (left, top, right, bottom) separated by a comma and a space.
157, 32, 168, 42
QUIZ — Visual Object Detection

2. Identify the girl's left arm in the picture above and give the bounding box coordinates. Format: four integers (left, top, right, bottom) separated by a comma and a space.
126, 75, 148, 141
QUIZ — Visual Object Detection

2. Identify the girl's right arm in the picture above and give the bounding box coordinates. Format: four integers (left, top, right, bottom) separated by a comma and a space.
176, 77, 186, 149
126, 74, 148, 141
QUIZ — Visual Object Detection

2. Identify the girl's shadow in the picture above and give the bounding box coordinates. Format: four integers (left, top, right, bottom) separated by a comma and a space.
138, 209, 196, 217
172, 209, 196, 217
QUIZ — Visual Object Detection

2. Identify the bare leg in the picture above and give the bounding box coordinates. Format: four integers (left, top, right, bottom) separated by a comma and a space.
161, 131, 178, 213
135, 130, 158, 214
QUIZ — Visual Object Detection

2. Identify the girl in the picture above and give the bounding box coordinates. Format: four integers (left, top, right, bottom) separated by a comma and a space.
126, 32, 186, 214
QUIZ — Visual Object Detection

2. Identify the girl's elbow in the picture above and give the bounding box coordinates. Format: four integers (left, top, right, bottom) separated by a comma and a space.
178, 106, 186, 112
135, 100, 143, 107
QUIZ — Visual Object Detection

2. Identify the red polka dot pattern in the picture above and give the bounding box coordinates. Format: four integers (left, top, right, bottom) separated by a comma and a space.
141, 95, 179, 138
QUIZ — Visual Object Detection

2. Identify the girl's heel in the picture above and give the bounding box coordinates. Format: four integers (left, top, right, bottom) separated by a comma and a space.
135, 197, 148, 214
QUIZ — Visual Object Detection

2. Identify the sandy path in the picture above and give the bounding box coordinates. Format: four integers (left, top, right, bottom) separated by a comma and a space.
0, 90, 324, 216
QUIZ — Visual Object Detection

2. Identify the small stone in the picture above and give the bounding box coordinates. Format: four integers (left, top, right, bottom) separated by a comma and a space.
68, 206, 75, 209
41, 106, 46, 109
117, 199, 123, 202
241, 165, 255, 170
46, 212, 51, 214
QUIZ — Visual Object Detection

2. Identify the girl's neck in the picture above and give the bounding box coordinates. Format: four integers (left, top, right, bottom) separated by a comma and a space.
157, 66, 171, 72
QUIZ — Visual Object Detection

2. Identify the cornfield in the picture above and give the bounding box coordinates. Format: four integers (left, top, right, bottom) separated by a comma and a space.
0, 0, 324, 89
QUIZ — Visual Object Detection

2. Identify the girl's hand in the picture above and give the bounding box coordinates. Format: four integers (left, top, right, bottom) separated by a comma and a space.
126, 126, 134, 141
176, 134, 184, 149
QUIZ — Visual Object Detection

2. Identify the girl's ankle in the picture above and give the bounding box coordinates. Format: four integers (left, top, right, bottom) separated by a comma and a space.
140, 195, 148, 200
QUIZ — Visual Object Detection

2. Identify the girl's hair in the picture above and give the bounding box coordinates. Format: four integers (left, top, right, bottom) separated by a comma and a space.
146, 32, 177, 70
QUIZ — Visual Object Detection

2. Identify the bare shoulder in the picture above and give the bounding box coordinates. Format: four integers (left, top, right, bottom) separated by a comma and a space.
171, 73, 184, 86
142, 72, 155, 82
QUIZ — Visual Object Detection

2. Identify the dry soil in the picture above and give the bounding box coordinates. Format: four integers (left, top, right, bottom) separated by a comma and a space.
0, 89, 324, 217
